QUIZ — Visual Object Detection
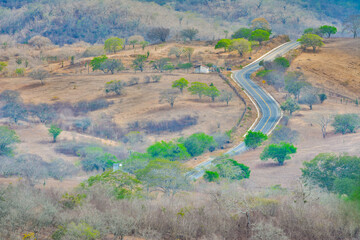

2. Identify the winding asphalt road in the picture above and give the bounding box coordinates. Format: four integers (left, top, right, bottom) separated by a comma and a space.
188, 41, 300, 179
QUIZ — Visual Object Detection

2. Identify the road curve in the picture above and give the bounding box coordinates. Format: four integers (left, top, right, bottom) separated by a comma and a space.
188, 41, 300, 179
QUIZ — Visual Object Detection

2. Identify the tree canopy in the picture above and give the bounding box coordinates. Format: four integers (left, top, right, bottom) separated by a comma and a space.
298, 34, 324, 52
244, 131, 268, 149
260, 142, 297, 165
104, 37, 125, 53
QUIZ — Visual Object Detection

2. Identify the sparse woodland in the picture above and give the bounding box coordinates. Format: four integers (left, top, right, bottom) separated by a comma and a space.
0, 0, 359, 239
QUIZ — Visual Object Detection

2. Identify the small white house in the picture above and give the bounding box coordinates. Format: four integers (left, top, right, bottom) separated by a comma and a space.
194, 65, 210, 74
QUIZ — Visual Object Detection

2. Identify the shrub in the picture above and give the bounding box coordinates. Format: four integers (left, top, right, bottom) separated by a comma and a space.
82, 45, 105, 57
244, 131, 268, 149
203, 171, 219, 182
78, 147, 117, 172
273, 57, 290, 69
29, 103, 57, 123
332, 113, 360, 134
212, 158, 251, 180
270, 126, 298, 144
105, 80, 123, 95
15, 68, 24, 76
318, 93, 327, 103
256, 69, 272, 77
143, 115, 198, 133
122, 152, 151, 174
29, 69, 49, 85
0, 90, 21, 103
48, 124, 62, 143
48, 158, 78, 180
62, 222, 100, 240
73, 98, 111, 114
0, 126, 20, 156
182, 132, 217, 157
146, 141, 190, 161
73, 118, 92, 132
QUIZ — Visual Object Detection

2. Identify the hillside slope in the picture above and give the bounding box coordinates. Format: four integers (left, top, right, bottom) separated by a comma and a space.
0, 0, 347, 45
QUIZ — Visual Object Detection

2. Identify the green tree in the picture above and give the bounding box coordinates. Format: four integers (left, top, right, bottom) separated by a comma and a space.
132, 55, 147, 72
215, 39, 231, 52
205, 85, 220, 102
244, 131, 268, 149
298, 34, 324, 52
203, 171, 219, 182
250, 29, 270, 45
302, 153, 360, 193
151, 58, 169, 72
232, 28, 252, 39
0, 126, 20, 156
104, 37, 125, 53
105, 80, 123, 95
274, 57, 290, 69
260, 142, 297, 165
229, 38, 251, 56
177, 63, 193, 73
188, 82, 208, 99
332, 113, 360, 134
180, 28, 199, 41
146, 141, 190, 161
318, 93, 327, 103
219, 90, 233, 106
281, 98, 300, 115
182, 132, 216, 157
84, 170, 142, 199
140, 41, 149, 50
319, 25, 337, 38
90, 55, 108, 71
135, 159, 189, 195
48, 124, 62, 143
172, 78, 189, 93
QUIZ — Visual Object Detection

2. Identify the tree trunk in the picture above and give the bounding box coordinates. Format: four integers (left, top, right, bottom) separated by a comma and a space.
310, 104, 312, 110
313, 46, 316, 52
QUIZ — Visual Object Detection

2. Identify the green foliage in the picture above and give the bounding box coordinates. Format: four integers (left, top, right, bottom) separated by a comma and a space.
60, 193, 87, 209
250, 29, 270, 44
332, 113, 360, 134
146, 141, 190, 161
244, 131, 268, 149
63, 222, 100, 240
15, 68, 24, 76
232, 28, 252, 39
182, 132, 216, 157
205, 85, 220, 102
203, 171, 219, 182
172, 78, 189, 93
319, 25, 337, 38
274, 57, 290, 68
212, 158, 251, 181
132, 54, 147, 72
260, 142, 297, 165
105, 80, 123, 95
256, 69, 272, 77
303, 28, 314, 34
85, 170, 142, 199
78, 147, 117, 172
48, 124, 62, 143
177, 62, 193, 71
280, 98, 300, 115
0, 62, 7, 72
229, 38, 251, 56
0, 126, 20, 156
215, 39, 231, 51
135, 159, 189, 195
122, 152, 151, 174
52, 225, 67, 240
298, 33, 324, 52
318, 93, 327, 103
104, 37, 124, 53
188, 82, 208, 99
90, 55, 108, 71
302, 153, 360, 197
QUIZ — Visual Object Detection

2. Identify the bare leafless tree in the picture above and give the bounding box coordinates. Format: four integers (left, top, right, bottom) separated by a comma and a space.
159, 89, 179, 108
315, 114, 333, 138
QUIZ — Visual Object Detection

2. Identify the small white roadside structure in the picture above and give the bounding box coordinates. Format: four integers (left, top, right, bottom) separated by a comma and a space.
194, 65, 210, 74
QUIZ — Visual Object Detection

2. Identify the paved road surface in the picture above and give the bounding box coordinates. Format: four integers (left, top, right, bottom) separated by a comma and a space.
188, 41, 301, 179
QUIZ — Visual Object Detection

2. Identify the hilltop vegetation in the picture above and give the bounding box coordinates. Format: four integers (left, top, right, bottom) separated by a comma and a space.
0, 0, 358, 45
